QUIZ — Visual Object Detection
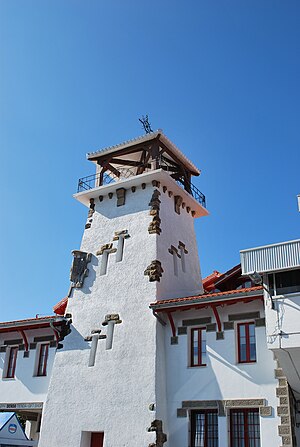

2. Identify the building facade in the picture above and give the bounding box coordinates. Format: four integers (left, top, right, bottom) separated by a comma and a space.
0, 131, 299, 447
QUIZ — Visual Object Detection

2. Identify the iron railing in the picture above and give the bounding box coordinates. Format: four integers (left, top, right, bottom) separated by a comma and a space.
77, 161, 206, 208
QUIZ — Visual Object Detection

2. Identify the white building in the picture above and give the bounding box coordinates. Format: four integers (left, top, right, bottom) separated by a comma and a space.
1, 131, 299, 447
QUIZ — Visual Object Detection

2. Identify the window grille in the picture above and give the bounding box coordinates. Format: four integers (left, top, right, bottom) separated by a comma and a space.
191, 410, 218, 447
230, 409, 260, 447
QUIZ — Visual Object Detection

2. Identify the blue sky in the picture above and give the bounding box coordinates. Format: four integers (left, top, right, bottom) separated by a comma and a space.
0, 1, 299, 321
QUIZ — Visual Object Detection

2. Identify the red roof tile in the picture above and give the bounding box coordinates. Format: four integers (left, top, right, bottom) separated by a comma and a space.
53, 297, 68, 316
150, 286, 263, 307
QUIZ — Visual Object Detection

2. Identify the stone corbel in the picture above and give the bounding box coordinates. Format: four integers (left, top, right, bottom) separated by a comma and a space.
174, 195, 183, 214
144, 260, 164, 282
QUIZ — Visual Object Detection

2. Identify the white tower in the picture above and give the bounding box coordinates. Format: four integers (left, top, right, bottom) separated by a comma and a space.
39, 130, 208, 447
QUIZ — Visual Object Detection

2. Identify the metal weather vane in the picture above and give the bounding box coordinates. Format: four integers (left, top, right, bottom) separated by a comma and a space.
139, 115, 153, 134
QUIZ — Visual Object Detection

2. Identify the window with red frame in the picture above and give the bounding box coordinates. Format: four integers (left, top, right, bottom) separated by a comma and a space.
191, 328, 206, 367
237, 322, 256, 363
191, 409, 218, 447
230, 408, 260, 447
37, 344, 49, 376
6, 347, 18, 378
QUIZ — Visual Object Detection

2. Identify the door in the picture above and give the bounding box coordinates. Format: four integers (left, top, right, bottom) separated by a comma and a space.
91, 432, 104, 447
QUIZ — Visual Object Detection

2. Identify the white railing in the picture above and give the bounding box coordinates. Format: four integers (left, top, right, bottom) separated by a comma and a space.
240, 239, 300, 274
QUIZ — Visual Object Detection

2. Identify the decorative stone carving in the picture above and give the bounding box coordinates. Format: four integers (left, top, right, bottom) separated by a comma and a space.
223, 321, 234, 330
260, 406, 272, 417
102, 314, 122, 326
152, 180, 160, 187
225, 399, 266, 408
70, 250, 92, 288
148, 189, 161, 235
113, 229, 130, 241
216, 331, 224, 340
116, 188, 126, 206
182, 317, 211, 326
144, 260, 164, 282
174, 195, 183, 214
96, 244, 117, 256
178, 326, 187, 335
147, 420, 167, 447
171, 336, 178, 345
88, 198, 95, 218
182, 400, 218, 409
228, 312, 260, 321
177, 408, 187, 418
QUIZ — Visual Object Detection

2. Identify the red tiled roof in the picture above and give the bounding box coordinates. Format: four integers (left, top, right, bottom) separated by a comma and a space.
202, 270, 222, 291
53, 297, 68, 316
150, 286, 263, 308
0, 315, 58, 325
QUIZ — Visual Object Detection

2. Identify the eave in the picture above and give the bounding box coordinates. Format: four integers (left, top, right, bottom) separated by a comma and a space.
150, 286, 264, 313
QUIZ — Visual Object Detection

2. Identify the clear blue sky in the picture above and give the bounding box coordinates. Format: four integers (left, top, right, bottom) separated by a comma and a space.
0, 1, 299, 321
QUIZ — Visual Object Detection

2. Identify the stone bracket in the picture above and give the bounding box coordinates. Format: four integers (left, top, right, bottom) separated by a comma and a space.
144, 260, 164, 282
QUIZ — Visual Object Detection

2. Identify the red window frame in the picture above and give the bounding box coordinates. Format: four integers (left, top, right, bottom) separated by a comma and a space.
230, 408, 260, 447
91, 432, 104, 447
237, 322, 256, 363
191, 327, 206, 367
6, 347, 18, 378
191, 409, 218, 447
37, 343, 49, 376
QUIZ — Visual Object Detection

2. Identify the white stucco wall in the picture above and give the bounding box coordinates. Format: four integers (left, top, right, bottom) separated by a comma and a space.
163, 300, 282, 447
0, 328, 56, 405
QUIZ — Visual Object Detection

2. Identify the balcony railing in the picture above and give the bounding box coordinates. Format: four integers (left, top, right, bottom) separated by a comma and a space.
77, 160, 206, 208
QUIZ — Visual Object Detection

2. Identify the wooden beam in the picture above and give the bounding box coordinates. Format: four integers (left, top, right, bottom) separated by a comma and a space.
89, 140, 156, 162
106, 163, 120, 178
110, 158, 144, 167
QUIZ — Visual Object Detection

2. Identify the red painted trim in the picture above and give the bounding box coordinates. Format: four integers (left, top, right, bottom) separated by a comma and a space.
167, 312, 176, 337
37, 344, 49, 376
6, 347, 18, 378
230, 408, 260, 447
190, 327, 206, 367
237, 322, 256, 363
211, 305, 222, 332
18, 330, 29, 352
0, 321, 63, 334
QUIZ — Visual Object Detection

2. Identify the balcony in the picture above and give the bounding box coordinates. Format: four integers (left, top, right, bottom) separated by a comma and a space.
77, 160, 206, 208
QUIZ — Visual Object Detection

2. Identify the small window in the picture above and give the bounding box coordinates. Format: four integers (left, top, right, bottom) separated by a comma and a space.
237, 322, 256, 363
37, 344, 49, 376
230, 408, 260, 447
191, 409, 218, 447
5, 347, 18, 378
191, 328, 206, 367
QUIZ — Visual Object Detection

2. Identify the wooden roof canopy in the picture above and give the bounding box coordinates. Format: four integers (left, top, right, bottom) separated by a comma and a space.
86, 131, 200, 192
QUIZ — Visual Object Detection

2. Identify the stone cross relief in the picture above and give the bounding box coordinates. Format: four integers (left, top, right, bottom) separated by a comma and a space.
168, 241, 188, 276
96, 230, 130, 275
85, 314, 122, 367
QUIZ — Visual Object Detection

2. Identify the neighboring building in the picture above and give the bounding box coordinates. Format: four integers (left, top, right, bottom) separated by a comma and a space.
241, 239, 300, 447
0, 412, 35, 446
0, 316, 69, 444
0, 131, 299, 446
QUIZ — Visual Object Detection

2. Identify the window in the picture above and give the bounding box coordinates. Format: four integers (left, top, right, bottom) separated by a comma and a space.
191, 328, 206, 367
191, 410, 218, 447
91, 432, 104, 447
230, 409, 260, 447
237, 323, 256, 363
5, 347, 18, 378
268, 269, 300, 296
37, 344, 49, 376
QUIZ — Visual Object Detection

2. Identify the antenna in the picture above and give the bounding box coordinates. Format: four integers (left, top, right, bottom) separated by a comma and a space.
139, 115, 153, 134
